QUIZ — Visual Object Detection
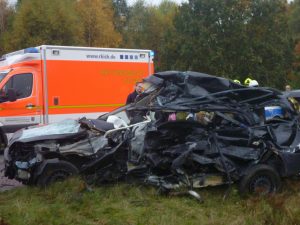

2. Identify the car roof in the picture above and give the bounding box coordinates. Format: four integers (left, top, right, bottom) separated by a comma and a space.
285, 90, 300, 98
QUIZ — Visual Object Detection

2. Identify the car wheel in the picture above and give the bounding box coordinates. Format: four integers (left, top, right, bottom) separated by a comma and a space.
0, 133, 6, 154
36, 160, 79, 187
239, 164, 281, 196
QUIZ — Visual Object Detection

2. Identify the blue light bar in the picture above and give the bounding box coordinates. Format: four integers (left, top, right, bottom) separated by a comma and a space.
24, 47, 40, 53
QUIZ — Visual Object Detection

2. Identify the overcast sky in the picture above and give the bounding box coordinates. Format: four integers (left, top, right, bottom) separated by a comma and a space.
127, 0, 187, 5
8, 0, 293, 7
129, 0, 293, 6
128, 0, 292, 6
7, 0, 187, 6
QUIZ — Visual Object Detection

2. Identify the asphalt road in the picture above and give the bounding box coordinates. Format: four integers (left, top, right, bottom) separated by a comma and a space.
0, 155, 23, 192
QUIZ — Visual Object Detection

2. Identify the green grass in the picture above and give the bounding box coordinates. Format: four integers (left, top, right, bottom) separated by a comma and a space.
1, 178, 300, 225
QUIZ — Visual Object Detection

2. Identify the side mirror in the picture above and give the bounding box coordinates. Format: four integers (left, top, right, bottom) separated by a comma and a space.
7, 88, 17, 102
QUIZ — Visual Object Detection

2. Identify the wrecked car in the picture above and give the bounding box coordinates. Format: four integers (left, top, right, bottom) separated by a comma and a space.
285, 89, 300, 105
4, 71, 300, 196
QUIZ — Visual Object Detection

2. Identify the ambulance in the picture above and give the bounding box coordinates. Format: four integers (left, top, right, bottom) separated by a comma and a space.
0, 45, 154, 150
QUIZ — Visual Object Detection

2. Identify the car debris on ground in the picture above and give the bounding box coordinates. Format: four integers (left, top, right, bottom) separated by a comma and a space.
4, 71, 300, 199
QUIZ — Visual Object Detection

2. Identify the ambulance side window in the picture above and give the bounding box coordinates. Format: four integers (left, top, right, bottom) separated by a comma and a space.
3, 73, 33, 99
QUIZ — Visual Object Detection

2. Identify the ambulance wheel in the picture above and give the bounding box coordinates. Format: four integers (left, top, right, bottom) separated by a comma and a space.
36, 160, 79, 187
239, 164, 281, 196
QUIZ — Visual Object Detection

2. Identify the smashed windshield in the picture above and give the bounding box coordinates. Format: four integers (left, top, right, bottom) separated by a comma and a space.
20, 119, 80, 140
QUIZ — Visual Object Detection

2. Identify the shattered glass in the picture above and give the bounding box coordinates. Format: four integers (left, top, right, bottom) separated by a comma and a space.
19, 119, 80, 140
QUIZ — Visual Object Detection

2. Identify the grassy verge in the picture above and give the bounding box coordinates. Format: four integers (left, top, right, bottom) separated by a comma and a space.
1, 178, 300, 225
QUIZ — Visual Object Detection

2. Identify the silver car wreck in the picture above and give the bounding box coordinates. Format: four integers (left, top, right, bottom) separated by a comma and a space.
4, 71, 300, 196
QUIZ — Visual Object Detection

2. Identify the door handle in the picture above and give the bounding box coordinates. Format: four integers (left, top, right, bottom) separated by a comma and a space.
26, 103, 36, 108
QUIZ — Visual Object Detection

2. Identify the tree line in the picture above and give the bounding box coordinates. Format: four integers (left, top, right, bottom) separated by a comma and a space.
0, 0, 299, 89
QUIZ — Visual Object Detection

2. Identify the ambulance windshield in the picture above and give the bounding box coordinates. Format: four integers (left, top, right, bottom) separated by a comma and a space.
0, 69, 11, 82
0, 74, 7, 83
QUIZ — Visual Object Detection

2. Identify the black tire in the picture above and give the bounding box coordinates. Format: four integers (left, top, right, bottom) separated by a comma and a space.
239, 164, 281, 196
36, 160, 79, 187
0, 131, 7, 154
